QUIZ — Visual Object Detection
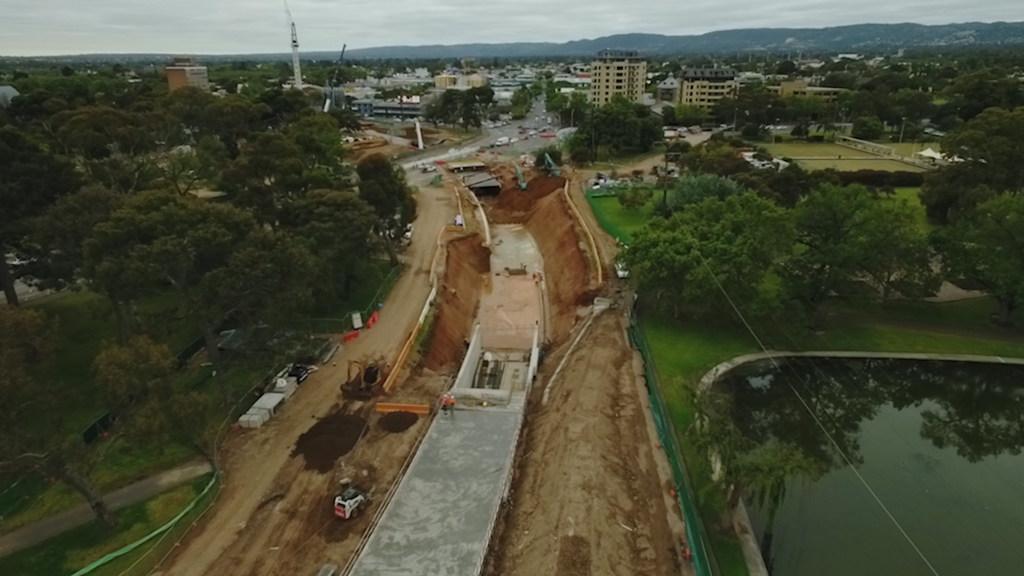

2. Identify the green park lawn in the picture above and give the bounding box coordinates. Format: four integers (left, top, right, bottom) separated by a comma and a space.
795, 158, 926, 172
761, 141, 853, 158
0, 475, 214, 576
584, 194, 653, 244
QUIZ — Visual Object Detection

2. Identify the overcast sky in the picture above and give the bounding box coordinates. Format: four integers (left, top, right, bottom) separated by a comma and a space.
0, 0, 1020, 56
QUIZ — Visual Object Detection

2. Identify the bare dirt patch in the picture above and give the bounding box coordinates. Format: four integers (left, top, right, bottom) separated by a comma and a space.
378, 411, 419, 433
486, 312, 679, 576
293, 412, 368, 473
556, 535, 593, 576
424, 233, 491, 370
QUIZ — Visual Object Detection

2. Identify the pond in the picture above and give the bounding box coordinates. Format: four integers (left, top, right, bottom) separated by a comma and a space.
721, 357, 1024, 576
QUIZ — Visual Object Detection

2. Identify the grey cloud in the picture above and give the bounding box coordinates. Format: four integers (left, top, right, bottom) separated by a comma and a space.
0, 0, 1020, 55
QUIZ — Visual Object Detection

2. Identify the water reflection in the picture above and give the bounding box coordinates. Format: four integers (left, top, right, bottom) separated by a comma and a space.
720, 357, 1024, 576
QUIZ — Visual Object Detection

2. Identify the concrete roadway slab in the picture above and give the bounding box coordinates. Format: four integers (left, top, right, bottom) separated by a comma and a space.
349, 407, 522, 576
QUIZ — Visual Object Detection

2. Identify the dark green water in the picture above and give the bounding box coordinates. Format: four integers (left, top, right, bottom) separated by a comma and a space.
722, 358, 1024, 576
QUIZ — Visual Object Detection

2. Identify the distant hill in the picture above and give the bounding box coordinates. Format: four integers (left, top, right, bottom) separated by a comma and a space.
6, 21, 1024, 62
342, 21, 1024, 59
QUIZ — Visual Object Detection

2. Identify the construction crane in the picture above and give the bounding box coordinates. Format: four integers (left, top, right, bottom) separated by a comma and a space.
284, 0, 303, 90
323, 44, 347, 113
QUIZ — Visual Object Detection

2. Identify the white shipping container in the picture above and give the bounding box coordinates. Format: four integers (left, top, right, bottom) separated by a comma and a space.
238, 411, 267, 429
251, 392, 287, 417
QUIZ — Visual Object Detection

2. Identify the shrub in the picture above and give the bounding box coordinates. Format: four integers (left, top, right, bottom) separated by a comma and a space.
836, 170, 925, 188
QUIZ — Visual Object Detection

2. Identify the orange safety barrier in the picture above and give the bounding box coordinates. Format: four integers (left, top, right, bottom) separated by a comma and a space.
343, 330, 360, 343
375, 402, 431, 415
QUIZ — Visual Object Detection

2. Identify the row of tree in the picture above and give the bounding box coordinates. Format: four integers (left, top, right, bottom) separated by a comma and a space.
423, 86, 494, 129
712, 67, 1023, 140
1, 73, 416, 525
624, 174, 1023, 327
567, 95, 662, 163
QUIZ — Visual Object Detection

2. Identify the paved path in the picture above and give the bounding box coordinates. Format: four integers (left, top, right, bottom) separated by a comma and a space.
0, 461, 212, 558
700, 350, 1024, 389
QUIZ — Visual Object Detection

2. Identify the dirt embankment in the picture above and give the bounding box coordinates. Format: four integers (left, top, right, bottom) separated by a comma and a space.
423, 234, 491, 370
525, 191, 593, 342
485, 172, 593, 343
485, 312, 681, 576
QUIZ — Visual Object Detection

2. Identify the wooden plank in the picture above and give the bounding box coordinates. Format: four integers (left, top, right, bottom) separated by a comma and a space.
376, 402, 431, 415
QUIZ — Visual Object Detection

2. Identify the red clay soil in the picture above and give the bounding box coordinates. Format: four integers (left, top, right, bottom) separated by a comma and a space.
292, 412, 367, 473
524, 192, 591, 343
423, 234, 491, 370
489, 174, 567, 222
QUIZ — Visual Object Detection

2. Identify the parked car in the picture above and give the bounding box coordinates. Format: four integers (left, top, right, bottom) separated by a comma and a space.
287, 363, 315, 384
614, 260, 630, 280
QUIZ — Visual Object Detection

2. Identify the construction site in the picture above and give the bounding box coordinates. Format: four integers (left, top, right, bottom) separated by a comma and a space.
157, 154, 684, 576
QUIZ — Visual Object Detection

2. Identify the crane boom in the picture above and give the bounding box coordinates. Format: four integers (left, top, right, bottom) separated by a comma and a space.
284, 0, 302, 90
323, 43, 347, 113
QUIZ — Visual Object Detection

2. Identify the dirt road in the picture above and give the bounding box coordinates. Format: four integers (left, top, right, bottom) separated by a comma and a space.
488, 311, 680, 576
160, 174, 456, 576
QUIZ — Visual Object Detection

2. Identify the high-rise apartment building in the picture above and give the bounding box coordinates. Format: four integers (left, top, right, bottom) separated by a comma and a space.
679, 68, 737, 110
589, 50, 647, 105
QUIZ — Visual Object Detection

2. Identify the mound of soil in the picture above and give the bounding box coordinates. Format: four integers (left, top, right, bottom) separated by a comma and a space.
378, 411, 419, 433
292, 412, 367, 473
490, 175, 567, 222
424, 234, 491, 370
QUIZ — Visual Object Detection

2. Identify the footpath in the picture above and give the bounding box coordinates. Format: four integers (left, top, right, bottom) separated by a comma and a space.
0, 461, 212, 558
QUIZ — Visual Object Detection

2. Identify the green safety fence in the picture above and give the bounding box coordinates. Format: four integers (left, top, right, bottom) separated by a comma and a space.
628, 306, 716, 576
362, 264, 402, 318
69, 473, 219, 576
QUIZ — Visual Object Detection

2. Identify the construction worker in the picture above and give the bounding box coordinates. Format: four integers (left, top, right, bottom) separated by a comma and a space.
440, 392, 456, 416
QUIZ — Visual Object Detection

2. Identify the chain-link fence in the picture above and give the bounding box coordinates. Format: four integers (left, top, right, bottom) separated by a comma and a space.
628, 304, 716, 576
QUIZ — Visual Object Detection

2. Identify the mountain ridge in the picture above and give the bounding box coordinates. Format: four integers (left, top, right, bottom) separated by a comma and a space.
342, 21, 1024, 59
5, 21, 1023, 61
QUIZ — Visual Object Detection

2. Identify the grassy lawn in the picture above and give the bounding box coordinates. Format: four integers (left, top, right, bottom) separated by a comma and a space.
796, 158, 926, 172
761, 142, 853, 158
584, 194, 653, 244
0, 356, 270, 535
0, 475, 214, 576
587, 145, 665, 171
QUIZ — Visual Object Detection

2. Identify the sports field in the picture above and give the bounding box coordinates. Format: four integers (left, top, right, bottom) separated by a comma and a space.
762, 142, 855, 158
797, 158, 926, 172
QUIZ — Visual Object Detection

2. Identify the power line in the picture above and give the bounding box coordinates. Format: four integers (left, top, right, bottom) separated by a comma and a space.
692, 249, 941, 576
